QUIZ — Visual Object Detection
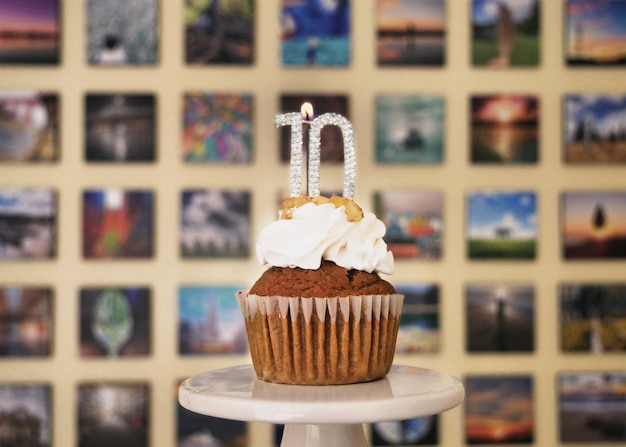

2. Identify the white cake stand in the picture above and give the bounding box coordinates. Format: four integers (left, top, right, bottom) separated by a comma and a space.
178, 364, 464, 447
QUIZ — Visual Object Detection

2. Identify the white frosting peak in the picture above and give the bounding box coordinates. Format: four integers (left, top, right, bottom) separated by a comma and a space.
256, 202, 394, 274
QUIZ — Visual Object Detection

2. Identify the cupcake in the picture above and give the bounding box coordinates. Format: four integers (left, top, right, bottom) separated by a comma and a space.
237, 195, 403, 385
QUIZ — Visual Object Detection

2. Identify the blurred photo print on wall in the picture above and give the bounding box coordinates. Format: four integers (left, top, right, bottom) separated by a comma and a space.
182, 92, 253, 163
78, 382, 149, 447
375, 95, 445, 164
280, 0, 350, 66
178, 285, 248, 355
180, 189, 251, 259
0, 0, 60, 65
560, 282, 626, 353
466, 190, 537, 260
376, 0, 446, 67
370, 415, 438, 445
561, 190, 626, 260
0, 91, 59, 162
280, 94, 349, 163
0, 286, 52, 357
470, 94, 539, 164
86, 0, 159, 65
466, 283, 534, 353
0, 383, 52, 447
374, 190, 443, 260
85, 93, 156, 162
465, 375, 534, 444
471, 0, 540, 68
80, 287, 151, 358
185, 0, 254, 65
0, 187, 56, 260
558, 371, 626, 443
565, 0, 626, 66
82, 188, 154, 259
563, 94, 626, 164
394, 284, 439, 354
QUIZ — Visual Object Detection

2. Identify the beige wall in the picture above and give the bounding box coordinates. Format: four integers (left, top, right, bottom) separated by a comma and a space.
1, 1, 624, 446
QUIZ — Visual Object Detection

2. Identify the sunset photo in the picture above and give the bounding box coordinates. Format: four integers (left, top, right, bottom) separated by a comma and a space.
471, 94, 539, 164
562, 191, 626, 259
566, 0, 626, 66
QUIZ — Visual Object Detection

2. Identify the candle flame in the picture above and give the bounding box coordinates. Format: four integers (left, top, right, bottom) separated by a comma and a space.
301, 102, 314, 122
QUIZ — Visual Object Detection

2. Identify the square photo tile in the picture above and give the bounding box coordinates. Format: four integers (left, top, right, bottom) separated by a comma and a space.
182, 92, 253, 163
395, 284, 440, 354
0, 187, 57, 260
184, 0, 254, 65
0, 0, 60, 65
370, 415, 438, 446
85, 93, 156, 162
0, 286, 52, 357
561, 190, 626, 260
470, 94, 539, 164
280, 0, 350, 66
471, 0, 540, 67
82, 188, 154, 259
0, 383, 52, 446
560, 282, 626, 353
465, 375, 534, 444
563, 94, 626, 164
565, 0, 626, 66
375, 95, 445, 164
80, 287, 151, 357
86, 0, 158, 65
178, 285, 248, 355
466, 283, 534, 352
0, 91, 59, 162
77, 382, 149, 447
376, 0, 446, 66
374, 190, 443, 260
558, 371, 626, 443
466, 190, 537, 260
180, 189, 251, 258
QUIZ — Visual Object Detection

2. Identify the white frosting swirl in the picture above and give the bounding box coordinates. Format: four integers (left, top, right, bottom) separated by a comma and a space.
256, 202, 394, 274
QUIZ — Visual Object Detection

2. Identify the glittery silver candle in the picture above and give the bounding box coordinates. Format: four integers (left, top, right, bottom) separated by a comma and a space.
274, 112, 304, 197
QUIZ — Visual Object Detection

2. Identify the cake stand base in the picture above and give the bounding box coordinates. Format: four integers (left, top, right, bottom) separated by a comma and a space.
281, 423, 367, 447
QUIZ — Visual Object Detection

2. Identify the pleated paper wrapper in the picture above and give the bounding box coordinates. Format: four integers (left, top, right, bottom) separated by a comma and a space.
236, 292, 404, 385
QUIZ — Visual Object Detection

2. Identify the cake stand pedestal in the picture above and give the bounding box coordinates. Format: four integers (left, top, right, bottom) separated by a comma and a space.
178, 364, 464, 447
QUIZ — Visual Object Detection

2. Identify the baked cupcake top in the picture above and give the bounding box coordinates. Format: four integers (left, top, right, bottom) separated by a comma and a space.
256, 195, 394, 274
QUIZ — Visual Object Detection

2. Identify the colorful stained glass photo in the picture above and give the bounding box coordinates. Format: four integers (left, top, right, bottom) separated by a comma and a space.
86, 0, 158, 65
562, 191, 626, 259
466, 190, 537, 260
0, 187, 56, 260
185, 0, 254, 64
563, 94, 626, 164
376, 0, 446, 66
0, 0, 60, 65
280, 0, 350, 66
374, 190, 443, 260
180, 189, 251, 258
0, 91, 59, 162
465, 375, 534, 444
566, 0, 626, 66
82, 189, 154, 259
471, 0, 540, 67
470, 94, 539, 164
370, 416, 438, 445
560, 283, 626, 353
178, 285, 248, 355
80, 287, 151, 357
375, 95, 444, 164
85, 94, 156, 162
78, 382, 149, 447
395, 284, 439, 354
466, 283, 534, 352
182, 92, 253, 163
0, 286, 52, 357
0, 384, 52, 447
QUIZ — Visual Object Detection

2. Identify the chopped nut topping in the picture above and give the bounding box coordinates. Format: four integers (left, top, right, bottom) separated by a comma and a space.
280, 195, 364, 222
